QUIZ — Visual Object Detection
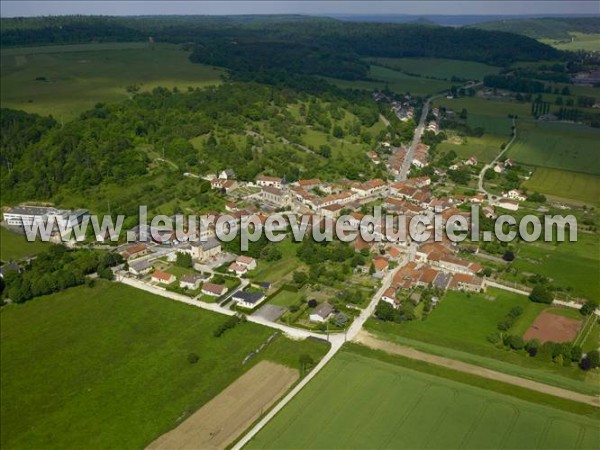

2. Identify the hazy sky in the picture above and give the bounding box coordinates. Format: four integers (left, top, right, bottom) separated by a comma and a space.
1, 1, 599, 18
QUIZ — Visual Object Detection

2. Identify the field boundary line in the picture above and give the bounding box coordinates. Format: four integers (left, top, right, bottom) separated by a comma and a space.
353, 331, 600, 407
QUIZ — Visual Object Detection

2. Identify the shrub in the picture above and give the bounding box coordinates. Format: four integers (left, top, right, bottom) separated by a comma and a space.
187, 353, 199, 364
506, 335, 525, 350
487, 332, 501, 344
529, 285, 553, 304
570, 345, 582, 362
502, 250, 515, 262
527, 347, 538, 357
307, 299, 318, 308
580, 300, 598, 316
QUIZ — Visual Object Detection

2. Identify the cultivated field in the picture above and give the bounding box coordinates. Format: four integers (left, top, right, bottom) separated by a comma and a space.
524, 310, 583, 343
508, 121, 600, 176
0, 226, 50, 261
522, 167, 600, 204
247, 349, 600, 449
365, 288, 598, 394
1, 42, 224, 119
0, 281, 327, 450
147, 361, 297, 450
368, 57, 501, 80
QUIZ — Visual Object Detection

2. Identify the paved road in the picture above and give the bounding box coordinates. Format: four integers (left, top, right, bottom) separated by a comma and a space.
354, 331, 600, 407
232, 261, 402, 449
398, 94, 444, 181
477, 117, 517, 202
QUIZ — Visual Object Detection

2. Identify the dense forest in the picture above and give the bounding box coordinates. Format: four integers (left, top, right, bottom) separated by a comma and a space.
0, 79, 403, 213
471, 17, 600, 40
2, 15, 562, 70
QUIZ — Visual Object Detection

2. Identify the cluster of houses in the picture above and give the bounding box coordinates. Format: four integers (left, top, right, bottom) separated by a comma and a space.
380, 241, 485, 309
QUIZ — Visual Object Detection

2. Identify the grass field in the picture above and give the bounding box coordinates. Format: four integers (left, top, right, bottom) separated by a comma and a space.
541, 33, 600, 51
247, 348, 600, 449
0, 227, 50, 261
1, 42, 224, 120
268, 289, 304, 307
368, 57, 501, 81
365, 288, 598, 394
0, 281, 328, 450
436, 134, 506, 163
509, 235, 600, 301
508, 121, 600, 176
323, 65, 453, 96
522, 167, 600, 204
250, 238, 304, 287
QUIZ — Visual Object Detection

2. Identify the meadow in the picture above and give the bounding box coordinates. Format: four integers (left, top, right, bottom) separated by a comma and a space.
508, 121, 600, 176
0, 227, 50, 261
522, 167, 600, 205
541, 33, 600, 52
0, 281, 328, 450
365, 288, 598, 395
322, 65, 453, 97
436, 134, 506, 163
368, 57, 501, 80
247, 348, 600, 449
1, 42, 224, 120
509, 234, 600, 301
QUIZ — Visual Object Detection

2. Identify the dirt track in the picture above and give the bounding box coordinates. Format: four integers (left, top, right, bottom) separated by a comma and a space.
353, 330, 599, 407
146, 361, 298, 450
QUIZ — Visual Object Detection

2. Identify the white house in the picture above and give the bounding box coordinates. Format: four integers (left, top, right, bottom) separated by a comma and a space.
497, 198, 519, 211
232, 291, 266, 309
201, 282, 228, 297
151, 270, 176, 285
179, 273, 208, 290
236, 255, 257, 270
505, 189, 526, 202
228, 262, 248, 276
129, 260, 153, 276
256, 175, 282, 188
380, 287, 399, 308
309, 302, 334, 323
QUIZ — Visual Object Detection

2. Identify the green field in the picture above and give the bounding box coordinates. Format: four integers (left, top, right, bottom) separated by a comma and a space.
0, 281, 328, 450
0, 227, 50, 261
369, 57, 501, 81
1, 42, 224, 120
365, 288, 598, 394
323, 65, 453, 96
509, 235, 600, 301
508, 121, 600, 176
522, 167, 600, 204
268, 288, 304, 307
248, 348, 600, 449
436, 134, 506, 163
541, 33, 600, 51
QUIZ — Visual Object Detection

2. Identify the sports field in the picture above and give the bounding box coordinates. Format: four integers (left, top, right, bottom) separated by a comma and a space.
247, 349, 600, 449
1, 42, 224, 119
0, 227, 50, 261
508, 121, 600, 176
369, 57, 501, 80
522, 167, 600, 204
0, 281, 328, 450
